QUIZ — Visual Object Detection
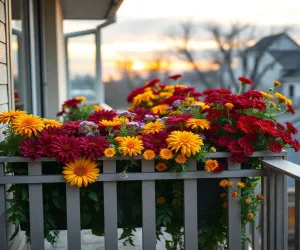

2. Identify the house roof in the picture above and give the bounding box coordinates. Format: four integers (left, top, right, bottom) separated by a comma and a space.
246, 33, 297, 52
12, 0, 123, 20
282, 69, 300, 79
269, 50, 300, 70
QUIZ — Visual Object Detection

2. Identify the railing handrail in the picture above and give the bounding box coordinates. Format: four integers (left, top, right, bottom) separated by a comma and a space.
0, 151, 288, 163
262, 158, 300, 181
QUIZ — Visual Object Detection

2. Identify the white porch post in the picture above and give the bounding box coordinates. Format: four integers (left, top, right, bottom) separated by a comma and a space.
43, 0, 67, 118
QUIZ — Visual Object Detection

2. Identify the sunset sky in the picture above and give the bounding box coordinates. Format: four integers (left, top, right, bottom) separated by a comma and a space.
64, 0, 300, 79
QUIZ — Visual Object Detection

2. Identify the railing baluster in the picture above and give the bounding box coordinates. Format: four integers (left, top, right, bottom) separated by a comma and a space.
227, 161, 241, 250
66, 185, 81, 250
184, 160, 198, 250
0, 162, 7, 250
275, 173, 287, 250
28, 162, 44, 250
103, 160, 118, 250
295, 179, 300, 250
267, 170, 275, 250
244, 224, 250, 250
252, 183, 261, 250
141, 160, 156, 250
262, 176, 267, 250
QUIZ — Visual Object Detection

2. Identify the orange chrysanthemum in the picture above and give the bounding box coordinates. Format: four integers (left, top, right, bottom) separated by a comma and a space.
204, 159, 219, 172
185, 118, 210, 130
151, 104, 170, 115
0, 110, 26, 124
104, 148, 116, 158
118, 136, 144, 156
166, 131, 203, 157
11, 114, 44, 137
237, 182, 245, 188
156, 196, 165, 204
62, 157, 99, 188
159, 148, 173, 160
143, 150, 155, 160
100, 119, 120, 127
93, 105, 103, 111
142, 121, 165, 134
155, 162, 167, 172
175, 154, 187, 164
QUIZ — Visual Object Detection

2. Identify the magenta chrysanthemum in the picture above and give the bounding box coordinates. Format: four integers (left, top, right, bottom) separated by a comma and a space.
81, 136, 109, 159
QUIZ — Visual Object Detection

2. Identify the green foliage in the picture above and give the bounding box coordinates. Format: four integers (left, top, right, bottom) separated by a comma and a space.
0, 126, 23, 156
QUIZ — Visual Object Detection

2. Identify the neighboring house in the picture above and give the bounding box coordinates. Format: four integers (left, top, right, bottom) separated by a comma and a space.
232, 33, 300, 106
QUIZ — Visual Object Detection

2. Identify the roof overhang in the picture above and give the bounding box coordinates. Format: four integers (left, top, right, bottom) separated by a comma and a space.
12, 0, 123, 20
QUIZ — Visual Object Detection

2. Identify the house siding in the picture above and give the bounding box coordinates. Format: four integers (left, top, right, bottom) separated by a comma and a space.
0, 0, 13, 141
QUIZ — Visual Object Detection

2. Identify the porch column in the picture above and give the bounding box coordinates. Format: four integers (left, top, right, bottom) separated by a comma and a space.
43, 0, 67, 118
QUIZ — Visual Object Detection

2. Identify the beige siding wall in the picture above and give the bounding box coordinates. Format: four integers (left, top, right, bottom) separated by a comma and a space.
0, 0, 13, 141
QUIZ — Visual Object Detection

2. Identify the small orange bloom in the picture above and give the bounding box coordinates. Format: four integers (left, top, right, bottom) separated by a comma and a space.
220, 193, 226, 198
143, 150, 155, 160
232, 191, 238, 198
155, 162, 167, 172
159, 148, 173, 160
156, 197, 165, 205
219, 179, 229, 187
205, 159, 219, 172
223, 202, 228, 208
245, 199, 251, 204
247, 213, 254, 219
225, 103, 234, 109
175, 154, 187, 164
237, 182, 245, 188
257, 194, 264, 200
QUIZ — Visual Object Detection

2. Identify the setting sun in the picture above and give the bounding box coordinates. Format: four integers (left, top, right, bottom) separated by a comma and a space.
131, 61, 145, 71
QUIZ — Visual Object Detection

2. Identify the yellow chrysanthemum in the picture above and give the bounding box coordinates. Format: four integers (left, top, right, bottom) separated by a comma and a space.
175, 154, 187, 164
151, 104, 170, 115
194, 101, 210, 110
0, 110, 26, 124
93, 105, 102, 111
115, 136, 125, 143
142, 121, 165, 134
42, 118, 62, 128
143, 150, 156, 160
113, 116, 129, 124
269, 101, 276, 107
204, 159, 219, 172
62, 157, 99, 188
100, 119, 120, 127
118, 136, 144, 156
185, 118, 210, 130
133, 91, 155, 106
11, 114, 44, 137
104, 148, 116, 158
158, 92, 173, 99
166, 131, 203, 157
260, 91, 273, 99
274, 92, 292, 105
155, 162, 167, 171
159, 148, 173, 160
163, 85, 175, 92
75, 96, 86, 101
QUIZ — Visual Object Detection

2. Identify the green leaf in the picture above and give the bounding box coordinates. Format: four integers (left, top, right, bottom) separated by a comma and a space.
88, 192, 98, 202
81, 213, 91, 227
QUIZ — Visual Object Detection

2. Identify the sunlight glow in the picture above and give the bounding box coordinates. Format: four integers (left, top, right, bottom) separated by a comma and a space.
131, 61, 145, 71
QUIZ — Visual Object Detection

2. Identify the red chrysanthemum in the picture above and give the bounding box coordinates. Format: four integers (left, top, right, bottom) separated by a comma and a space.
276, 123, 285, 131
202, 88, 232, 96
268, 141, 282, 153
174, 87, 200, 98
286, 104, 295, 115
229, 153, 249, 163
254, 120, 280, 137
145, 78, 160, 87
238, 136, 255, 156
36, 134, 55, 157
236, 116, 260, 134
50, 135, 82, 163
292, 139, 300, 152
63, 98, 81, 108
224, 124, 236, 133
81, 136, 109, 159
40, 126, 65, 137
228, 141, 243, 154
142, 131, 169, 153
156, 95, 186, 106
168, 74, 182, 80
279, 130, 293, 144
240, 90, 263, 100
87, 110, 117, 124
19, 138, 41, 160
131, 108, 155, 122
127, 86, 145, 103
212, 162, 226, 173
166, 114, 193, 126
206, 109, 223, 121
61, 120, 82, 136
238, 76, 253, 85
218, 135, 234, 148
285, 121, 298, 135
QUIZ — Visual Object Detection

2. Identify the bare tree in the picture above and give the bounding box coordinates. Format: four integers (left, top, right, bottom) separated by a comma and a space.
169, 20, 294, 91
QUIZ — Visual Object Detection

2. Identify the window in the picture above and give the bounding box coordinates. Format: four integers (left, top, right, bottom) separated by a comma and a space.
289, 85, 294, 97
